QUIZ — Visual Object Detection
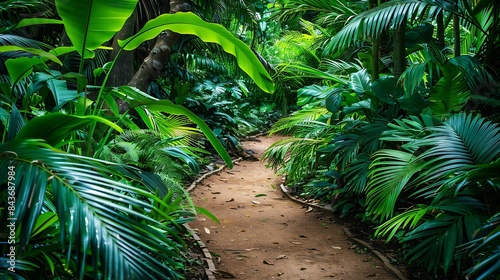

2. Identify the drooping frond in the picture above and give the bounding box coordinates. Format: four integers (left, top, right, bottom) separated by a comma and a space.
323, 0, 442, 54
1, 139, 192, 279
262, 136, 329, 184
269, 107, 330, 135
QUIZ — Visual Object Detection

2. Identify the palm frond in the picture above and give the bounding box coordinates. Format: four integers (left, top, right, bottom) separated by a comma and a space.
402, 196, 488, 273
411, 113, 500, 197
269, 107, 330, 135
460, 212, 500, 280
263, 137, 327, 184
366, 149, 424, 221
323, 0, 440, 53
0, 0, 52, 22
1, 139, 192, 279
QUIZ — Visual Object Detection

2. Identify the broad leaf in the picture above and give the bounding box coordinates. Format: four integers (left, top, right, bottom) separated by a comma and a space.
15, 113, 123, 146
0, 46, 62, 65
118, 12, 274, 93
14, 18, 63, 30
55, 0, 138, 58
5, 56, 45, 86
429, 63, 471, 115
46, 79, 79, 111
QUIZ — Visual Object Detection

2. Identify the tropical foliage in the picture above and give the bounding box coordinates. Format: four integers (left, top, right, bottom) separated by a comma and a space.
0, 0, 273, 279
2, 0, 500, 279
262, 0, 500, 278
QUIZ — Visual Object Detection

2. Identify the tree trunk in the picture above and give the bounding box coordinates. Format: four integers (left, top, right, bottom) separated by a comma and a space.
108, 12, 136, 87
370, 0, 380, 81
484, 3, 499, 65
393, 19, 406, 83
122, 0, 190, 112
453, 13, 461, 57
436, 10, 445, 50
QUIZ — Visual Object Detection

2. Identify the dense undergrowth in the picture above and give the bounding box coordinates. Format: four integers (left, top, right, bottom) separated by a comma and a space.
0, 1, 277, 279
1, 0, 500, 279
261, 1, 500, 279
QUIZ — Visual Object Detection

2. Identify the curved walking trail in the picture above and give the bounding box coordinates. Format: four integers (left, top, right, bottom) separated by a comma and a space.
189, 136, 398, 280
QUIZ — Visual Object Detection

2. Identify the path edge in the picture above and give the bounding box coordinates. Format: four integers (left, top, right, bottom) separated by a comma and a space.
184, 157, 243, 280
279, 183, 409, 280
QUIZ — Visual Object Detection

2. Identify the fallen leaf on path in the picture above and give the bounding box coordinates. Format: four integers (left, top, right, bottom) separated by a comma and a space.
245, 248, 259, 251
220, 179, 229, 182
251, 200, 261, 204
276, 255, 286, 260
263, 259, 274, 265
204, 227, 210, 234
306, 206, 313, 213
211, 191, 221, 194
226, 198, 235, 202
255, 194, 267, 197
211, 270, 236, 279
290, 241, 303, 245
236, 255, 249, 259
278, 272, 284, 276
331, 246, 342, 250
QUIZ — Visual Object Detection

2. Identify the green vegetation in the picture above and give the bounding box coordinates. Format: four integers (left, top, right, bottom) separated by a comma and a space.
0, 0, 275, 279
263, 0, 500, 278
1, 0, 499, 279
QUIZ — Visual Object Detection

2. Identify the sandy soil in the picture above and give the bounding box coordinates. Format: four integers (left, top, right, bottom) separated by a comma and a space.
189, 136, 398, 280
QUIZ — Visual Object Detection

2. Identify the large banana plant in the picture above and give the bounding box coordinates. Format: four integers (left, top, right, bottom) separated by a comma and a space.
1, 0, 275, 278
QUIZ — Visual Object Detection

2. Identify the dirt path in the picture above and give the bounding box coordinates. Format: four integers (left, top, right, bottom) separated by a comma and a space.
189, 136, 398, 280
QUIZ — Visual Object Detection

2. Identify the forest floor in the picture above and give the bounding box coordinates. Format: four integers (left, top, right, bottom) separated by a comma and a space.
188, 135, 399, 280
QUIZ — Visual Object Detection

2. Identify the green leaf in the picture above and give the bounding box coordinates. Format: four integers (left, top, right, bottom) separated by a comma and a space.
14, 18, 63, 29
55, 0, 138, 58
5, 56, 45, 86
119, 12, 274, 93
429, 63, 471, 115
1, 140, 184, 279
15, 113, 123, 146
366, 149, 424, 220
349, 69, 371, 95
46, 79, 79, 110
162, 147, 200, 173
195, 206, 220, 224
129, 98, 233, 169
325, 90, 343, 113
7, 104, 25, 141
31, 212, 58, 237
0, 46, 62, 65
